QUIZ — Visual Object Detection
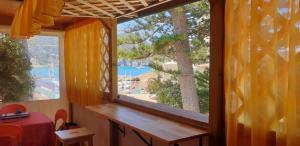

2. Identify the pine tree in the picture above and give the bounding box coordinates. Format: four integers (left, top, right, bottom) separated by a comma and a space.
118, 1, 210, 112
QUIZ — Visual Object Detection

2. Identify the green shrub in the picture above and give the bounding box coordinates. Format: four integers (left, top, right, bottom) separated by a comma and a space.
0, 36, 34, 102
147, 68, 209, 114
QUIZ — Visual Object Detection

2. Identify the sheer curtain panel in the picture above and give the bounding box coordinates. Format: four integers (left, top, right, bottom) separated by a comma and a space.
225, 0, 300, 146
64, 19, 106, 106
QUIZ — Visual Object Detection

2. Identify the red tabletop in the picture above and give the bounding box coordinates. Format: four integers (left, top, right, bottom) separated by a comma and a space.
0, 112, 55, 146
0, 136, 18, 146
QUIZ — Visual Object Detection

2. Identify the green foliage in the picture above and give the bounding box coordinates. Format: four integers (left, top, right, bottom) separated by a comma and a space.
186, 0, 210, 64
147, 75, 182, 109
0, 36, 34, 102
118, 43, 153, 60
118, 0, 210, 64
195, 68, 209, 114
147, 68, 209, 114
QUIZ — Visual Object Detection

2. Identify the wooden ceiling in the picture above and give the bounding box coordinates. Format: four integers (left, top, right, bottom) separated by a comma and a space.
63, 0, 159, 18
0, 0, 199, 30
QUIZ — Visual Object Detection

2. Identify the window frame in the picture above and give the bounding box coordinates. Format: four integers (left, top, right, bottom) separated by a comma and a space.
113, 0, 220, 130
0, 25, 65, 102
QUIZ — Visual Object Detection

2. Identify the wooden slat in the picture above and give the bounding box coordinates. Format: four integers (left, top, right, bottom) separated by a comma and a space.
61, 14, 111, 19
119, 0, 136, 11
96, 0, 125, 14
77, 0, 114, 17
65, 3, 98, 17
62, 9, 79, 16
137, 0, 149, 7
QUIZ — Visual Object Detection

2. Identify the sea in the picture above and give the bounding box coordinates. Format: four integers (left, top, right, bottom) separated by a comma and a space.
31, 66, 153, 79
29, 66, 152, 99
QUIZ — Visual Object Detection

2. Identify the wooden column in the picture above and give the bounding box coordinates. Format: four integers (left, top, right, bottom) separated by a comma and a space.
100, 18, 118, 101
110, 19, 118, 100
209, 0, 225, 146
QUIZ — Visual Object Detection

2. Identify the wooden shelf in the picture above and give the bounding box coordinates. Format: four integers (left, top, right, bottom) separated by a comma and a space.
86, 103, 208, 144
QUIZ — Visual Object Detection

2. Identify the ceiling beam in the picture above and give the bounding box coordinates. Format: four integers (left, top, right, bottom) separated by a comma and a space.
119, 0, 135, 11
96, 0, 124, 15
65, 3, 98, 17
137, 0, 148, 7
77, 0, 114, 17
117, 0, 171, 19
117, 0, 200, 23
61, 14, 111, 19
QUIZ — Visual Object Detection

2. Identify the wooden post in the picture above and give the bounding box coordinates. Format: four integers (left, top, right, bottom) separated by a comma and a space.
209, 0, 225, 146
110, 19, 118, 100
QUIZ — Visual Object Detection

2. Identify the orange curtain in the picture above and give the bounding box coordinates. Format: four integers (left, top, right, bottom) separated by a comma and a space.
64, 19, 105, 106
225, 0, 300, 146
10, 0, 64, 39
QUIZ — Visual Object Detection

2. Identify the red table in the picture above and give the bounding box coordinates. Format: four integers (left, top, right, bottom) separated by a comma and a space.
0, 112, 55, 146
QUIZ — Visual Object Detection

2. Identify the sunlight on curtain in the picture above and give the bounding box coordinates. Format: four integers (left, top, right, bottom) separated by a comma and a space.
10, 0, 64, 39
225, 0, 300, 146
64, 19, 105, 106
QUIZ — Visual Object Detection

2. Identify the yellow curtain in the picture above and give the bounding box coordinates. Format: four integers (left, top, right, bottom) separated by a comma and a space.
225, 0, 300, 146
10, 0, 64, 39
64, 19, 105, 106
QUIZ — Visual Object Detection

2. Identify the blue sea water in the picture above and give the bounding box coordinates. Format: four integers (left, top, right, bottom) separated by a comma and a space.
31, 66, 152, 78
31, 67, 60, 79
118, 66, 152, 77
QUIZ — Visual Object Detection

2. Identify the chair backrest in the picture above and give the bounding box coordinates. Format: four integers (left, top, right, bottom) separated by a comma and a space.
54, 109, 67, 130
0, 104, 26, 114
0, 124, 22, 146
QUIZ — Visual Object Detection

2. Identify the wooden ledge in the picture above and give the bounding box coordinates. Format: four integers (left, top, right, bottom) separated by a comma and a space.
86, 103, 208, 144
115, 95, 209, 130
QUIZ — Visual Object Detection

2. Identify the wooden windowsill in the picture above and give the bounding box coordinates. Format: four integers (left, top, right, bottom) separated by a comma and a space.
114, 95, 209, 130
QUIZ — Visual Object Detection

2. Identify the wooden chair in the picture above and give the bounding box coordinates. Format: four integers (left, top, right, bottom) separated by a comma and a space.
54, 109, 68, 131
0, 124, 22, 146
0, 104, 26, 114
55, 128, 94, 146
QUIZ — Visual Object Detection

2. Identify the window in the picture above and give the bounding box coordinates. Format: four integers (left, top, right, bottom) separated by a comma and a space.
117, 1, 210, 115
0, 34, 60, 103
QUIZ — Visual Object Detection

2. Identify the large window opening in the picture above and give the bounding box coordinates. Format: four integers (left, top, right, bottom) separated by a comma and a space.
117, 1, 210, 115
0, 34, 60, 103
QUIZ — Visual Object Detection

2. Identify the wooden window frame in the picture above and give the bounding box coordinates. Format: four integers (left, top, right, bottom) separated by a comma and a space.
111, 0, 226, 145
